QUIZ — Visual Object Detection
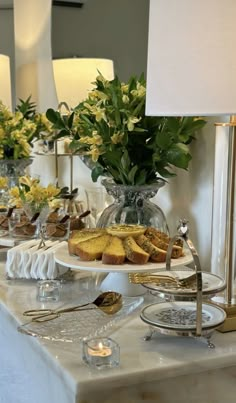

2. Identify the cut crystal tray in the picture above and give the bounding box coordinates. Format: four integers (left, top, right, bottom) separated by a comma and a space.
18, 292, 144, 343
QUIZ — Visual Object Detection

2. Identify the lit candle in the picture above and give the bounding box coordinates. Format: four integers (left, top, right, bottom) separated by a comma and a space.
88, 342, 112, 357
82, 337, 120, 369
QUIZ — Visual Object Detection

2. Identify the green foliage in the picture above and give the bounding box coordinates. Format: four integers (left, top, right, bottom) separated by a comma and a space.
0, 99, 55, 160
46, 74, 207, 185
15, 96, 37, 120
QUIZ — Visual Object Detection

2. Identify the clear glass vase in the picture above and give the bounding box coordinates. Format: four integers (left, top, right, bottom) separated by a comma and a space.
97, 179, 169, 234
0, 158, 33, 188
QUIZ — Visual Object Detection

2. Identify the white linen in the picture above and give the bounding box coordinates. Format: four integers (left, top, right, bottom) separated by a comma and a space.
6, 240, 68, 279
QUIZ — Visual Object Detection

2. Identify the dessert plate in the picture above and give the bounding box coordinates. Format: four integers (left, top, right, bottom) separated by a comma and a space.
142, 269, 226, 297
54, 243, 193, 273
140, 301, 226, 331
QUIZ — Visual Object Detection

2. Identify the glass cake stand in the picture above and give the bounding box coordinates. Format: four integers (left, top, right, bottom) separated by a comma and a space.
54, 244, 193, 296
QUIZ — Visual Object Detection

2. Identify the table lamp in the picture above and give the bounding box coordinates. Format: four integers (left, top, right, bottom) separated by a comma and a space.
52, 58, 114, 201
145, 0, 236, 331
0, 54, 12, 111
52, 57, 114, 109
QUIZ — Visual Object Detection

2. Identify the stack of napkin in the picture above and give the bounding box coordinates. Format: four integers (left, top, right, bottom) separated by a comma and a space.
6, 240, 68, 279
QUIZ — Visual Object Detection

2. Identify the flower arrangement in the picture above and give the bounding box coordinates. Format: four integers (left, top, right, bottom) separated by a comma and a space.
46, 73, 207, 185
0, 98, 54, 160
9, 176, 61, 214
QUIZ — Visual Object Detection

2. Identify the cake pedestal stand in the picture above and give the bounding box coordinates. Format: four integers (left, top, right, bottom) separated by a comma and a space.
54, 245, 193, 297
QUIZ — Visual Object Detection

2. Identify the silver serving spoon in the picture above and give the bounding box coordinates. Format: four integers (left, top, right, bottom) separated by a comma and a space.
22, 291, 123, 323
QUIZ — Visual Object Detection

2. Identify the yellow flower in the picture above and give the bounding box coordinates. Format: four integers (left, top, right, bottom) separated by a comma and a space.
88, 146, 102, 162
79, 134, 103, 146
19, 176, 40, 187
96, 74, 109, 86
122, 95, 129, 104
9, 187, 20, 198
131, 83, 146, 98
89, 90, 108, 101
121, 84, 129, 93
127, 116, 141, 131
0, 177, 8, 189
45, 184, 60, 199
111, 132, 124, 144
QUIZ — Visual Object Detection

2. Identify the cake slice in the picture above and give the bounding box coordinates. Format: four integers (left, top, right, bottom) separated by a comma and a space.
102, 236, 126, 265
145, 227, 183, 258
75, 234, 111, 261
136, 234, 167, 263
123, 236, 149, 265
68, 229, 107, 255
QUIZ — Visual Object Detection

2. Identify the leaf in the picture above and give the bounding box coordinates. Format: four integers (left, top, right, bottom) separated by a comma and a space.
155, 131, 173, 149
166, 144, 192, 169
135, 169, 148, 185
166, 117, 180, 133
46, 109, 66, 130
91, 165, 105, 182
156, 166, 176, 178
121, 150, 130, 172
127, 165, 138, 184
67, 112, 75, 129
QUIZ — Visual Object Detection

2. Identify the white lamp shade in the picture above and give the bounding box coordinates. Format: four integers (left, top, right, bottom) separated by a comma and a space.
146, 0, 236, 116
0, 54, 12, 111
53, 58, 114, 108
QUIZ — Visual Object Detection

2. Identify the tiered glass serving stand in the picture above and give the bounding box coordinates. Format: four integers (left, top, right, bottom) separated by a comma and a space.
140, 221, 226, 348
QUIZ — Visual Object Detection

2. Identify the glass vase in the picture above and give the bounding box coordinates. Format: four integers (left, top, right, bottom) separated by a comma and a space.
0, 158, 33, 188
97, 179, 169, 234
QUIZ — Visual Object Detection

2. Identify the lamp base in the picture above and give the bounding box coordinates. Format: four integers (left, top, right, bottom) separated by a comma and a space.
211, 296, 236, 332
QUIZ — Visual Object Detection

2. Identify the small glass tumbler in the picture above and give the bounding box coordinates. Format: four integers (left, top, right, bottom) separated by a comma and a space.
82, 337, 120, 369
43, 220, 70, 241
0, 209, 9, 236
37, 280, 61, 302
8, 210, 38, 239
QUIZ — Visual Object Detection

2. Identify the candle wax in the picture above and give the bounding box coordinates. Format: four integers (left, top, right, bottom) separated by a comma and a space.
88, 344, 112, 357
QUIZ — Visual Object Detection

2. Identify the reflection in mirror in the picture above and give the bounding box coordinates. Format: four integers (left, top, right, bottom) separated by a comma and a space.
0, 2, 15, 106
51, 0, 150, 81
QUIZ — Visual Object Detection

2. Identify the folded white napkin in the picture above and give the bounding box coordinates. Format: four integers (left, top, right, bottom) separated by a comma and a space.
6, 240, 38, 278
6, 240, 68, 279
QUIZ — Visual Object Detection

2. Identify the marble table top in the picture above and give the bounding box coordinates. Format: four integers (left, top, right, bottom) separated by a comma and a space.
1, 251, 236, 402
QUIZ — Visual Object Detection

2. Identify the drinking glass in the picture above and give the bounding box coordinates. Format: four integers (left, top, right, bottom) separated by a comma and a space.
85, 187, 113, 227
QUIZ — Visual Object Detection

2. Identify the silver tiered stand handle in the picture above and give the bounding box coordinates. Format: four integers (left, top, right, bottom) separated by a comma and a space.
144, 219, 215, 348
166, 219, 203, 337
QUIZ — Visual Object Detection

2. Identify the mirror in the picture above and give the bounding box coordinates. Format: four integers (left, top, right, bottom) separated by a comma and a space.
51, 0, 149, 81
0, 0, 150, 102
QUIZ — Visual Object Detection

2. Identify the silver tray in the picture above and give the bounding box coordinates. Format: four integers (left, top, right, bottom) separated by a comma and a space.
142, 268, 226, 297
140, 301, 226, 335
18, 293, 144, 343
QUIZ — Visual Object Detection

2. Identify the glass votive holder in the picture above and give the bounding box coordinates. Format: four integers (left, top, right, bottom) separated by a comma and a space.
82, 337, 120, 369
37, 280, 61, 302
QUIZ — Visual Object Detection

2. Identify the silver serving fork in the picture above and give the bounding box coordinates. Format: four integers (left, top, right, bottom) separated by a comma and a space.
129, 272, 197, 288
